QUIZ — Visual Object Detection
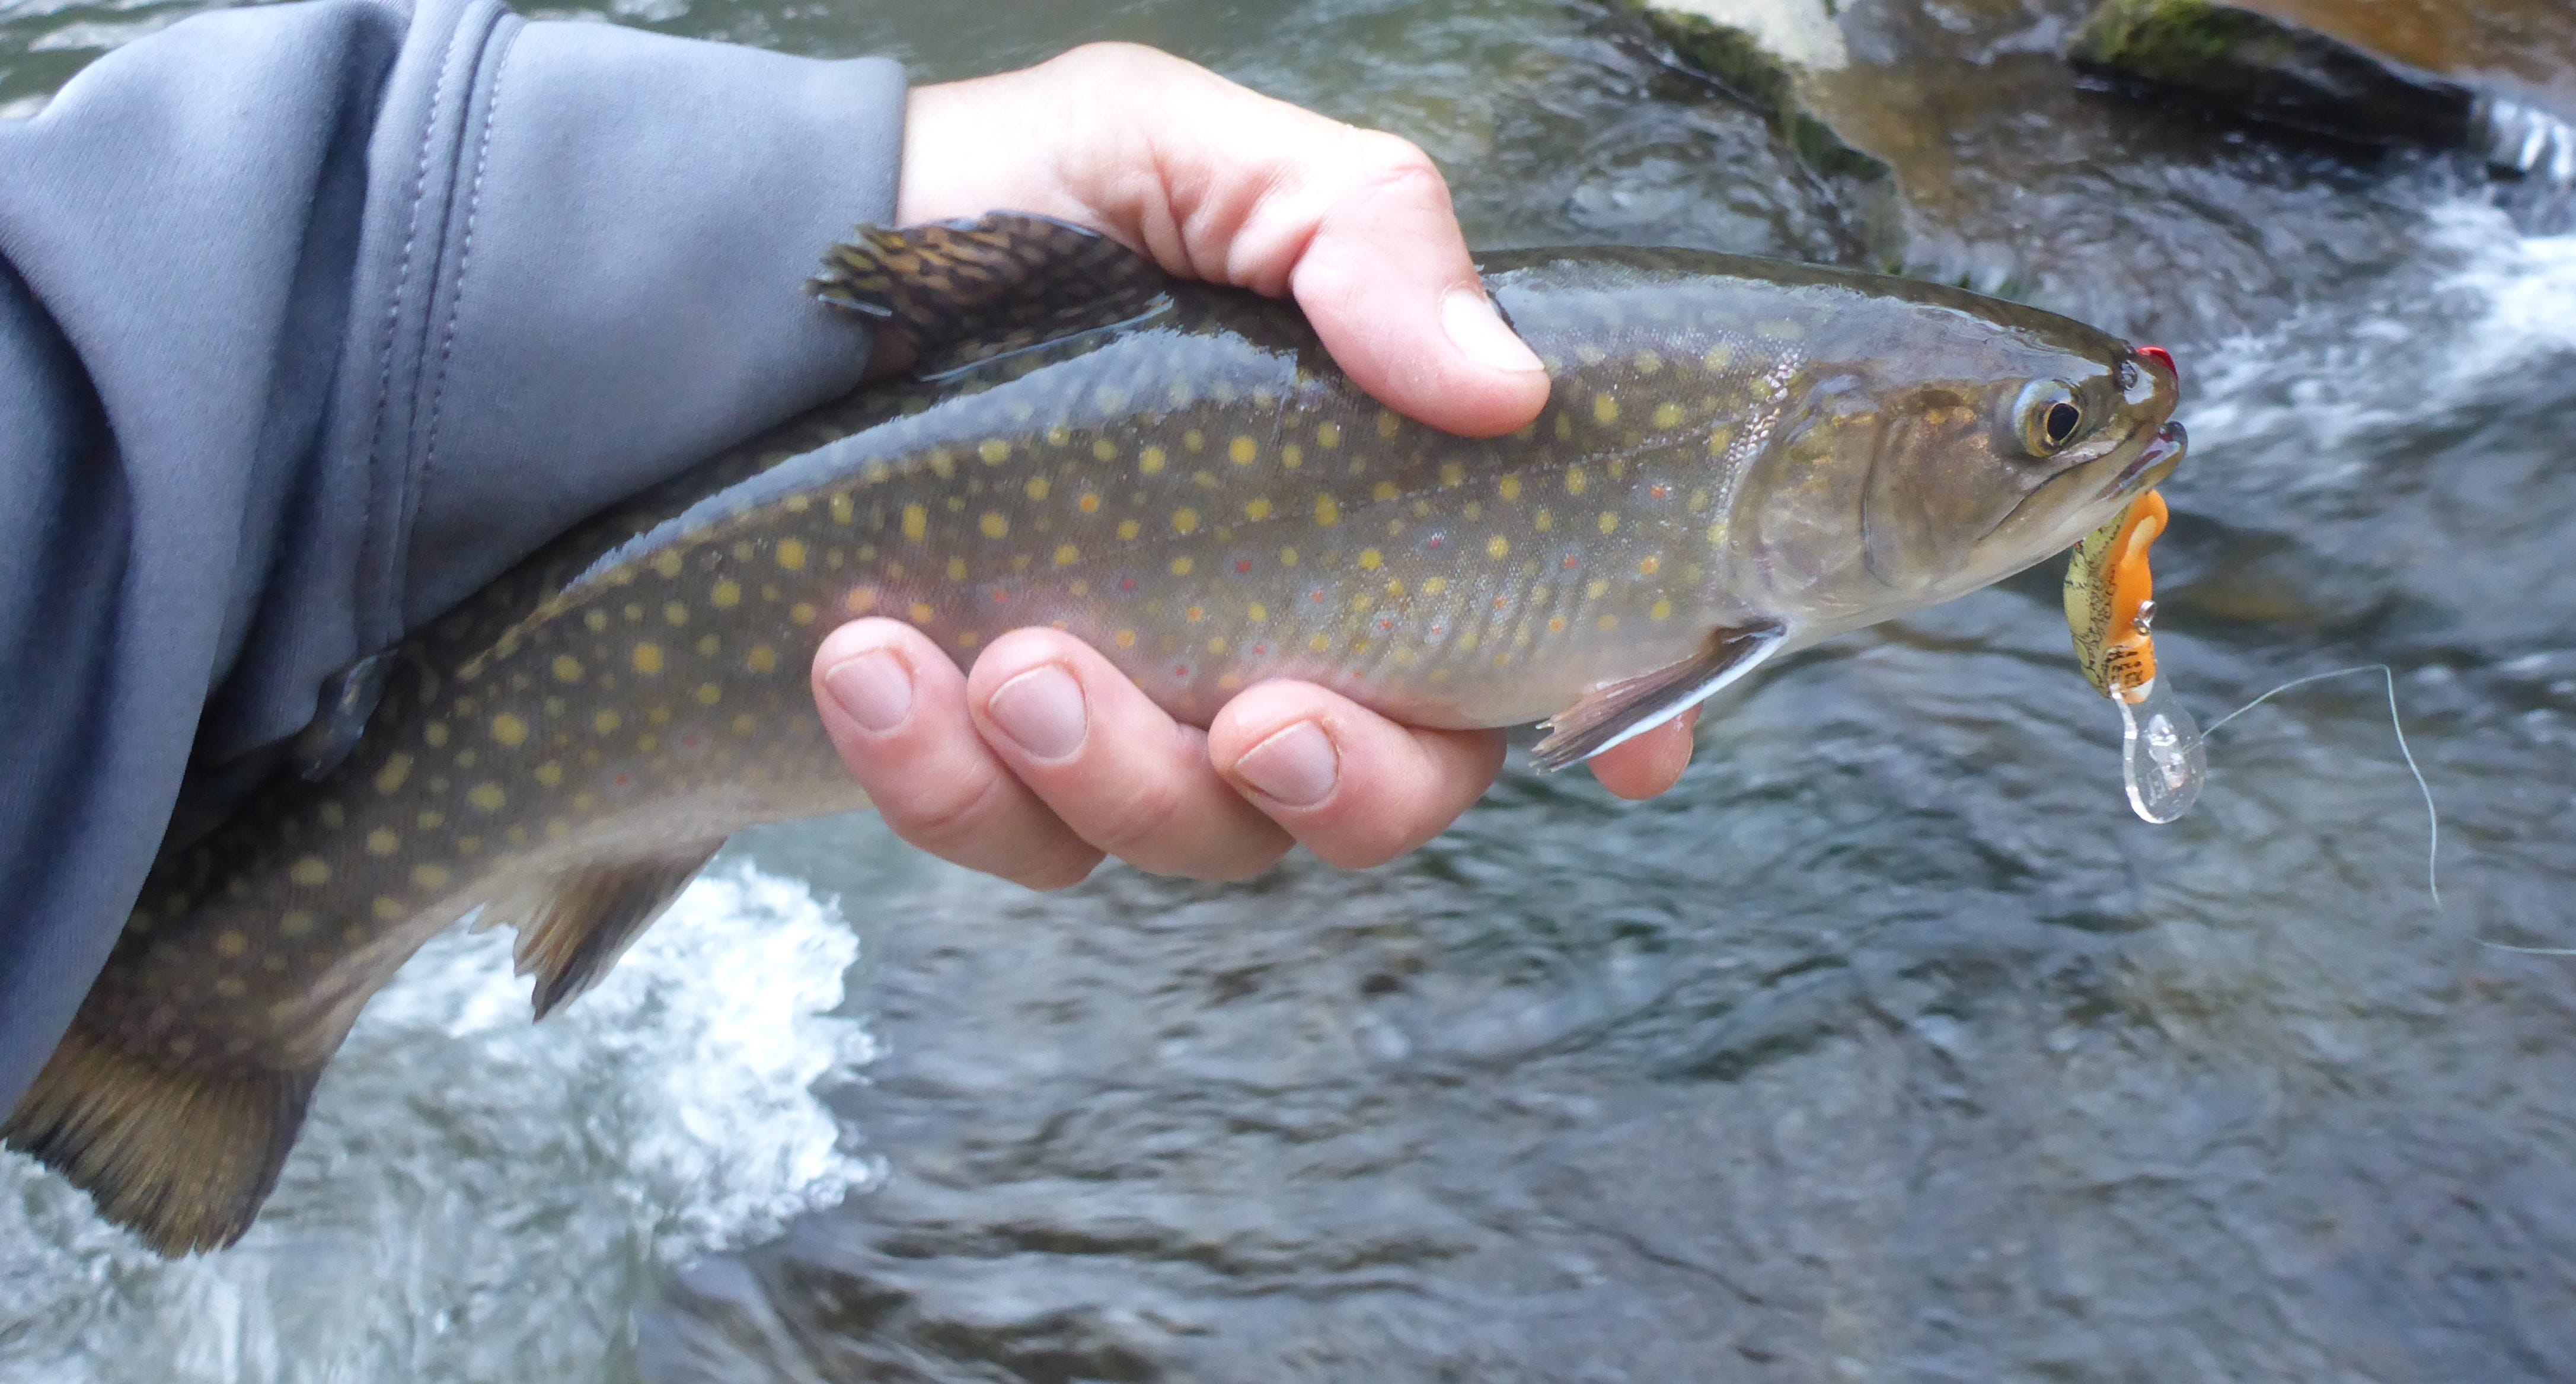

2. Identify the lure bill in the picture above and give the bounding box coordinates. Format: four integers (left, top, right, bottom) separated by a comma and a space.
2064, 487, 2206, 823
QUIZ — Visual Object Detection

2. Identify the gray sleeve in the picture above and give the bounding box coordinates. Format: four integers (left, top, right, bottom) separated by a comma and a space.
0, 0, 905, 1114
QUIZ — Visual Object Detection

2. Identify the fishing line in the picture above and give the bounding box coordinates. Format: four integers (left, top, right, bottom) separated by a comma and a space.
2200, 664, 2441, 913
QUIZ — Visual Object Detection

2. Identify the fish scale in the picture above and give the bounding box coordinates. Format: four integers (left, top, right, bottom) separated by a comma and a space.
4, 213, 2183, 1255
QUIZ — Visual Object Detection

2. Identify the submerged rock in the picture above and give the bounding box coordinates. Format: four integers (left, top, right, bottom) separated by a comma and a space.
1617, 0, 1889, 182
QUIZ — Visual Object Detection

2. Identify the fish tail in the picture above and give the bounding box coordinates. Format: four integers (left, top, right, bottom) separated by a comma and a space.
2, 1022, 317, 1255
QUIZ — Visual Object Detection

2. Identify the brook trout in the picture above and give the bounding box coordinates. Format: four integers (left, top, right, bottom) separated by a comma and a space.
6, 213, 2185, 1254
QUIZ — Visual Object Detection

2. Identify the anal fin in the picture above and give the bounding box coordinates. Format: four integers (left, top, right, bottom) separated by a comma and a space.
1531, 622, 1785, 771
2, 1023, 318, 1255
510, 842, 724, 1019
809, 213, 1173, 378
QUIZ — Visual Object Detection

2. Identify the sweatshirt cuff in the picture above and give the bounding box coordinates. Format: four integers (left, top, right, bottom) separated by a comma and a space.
337, 0, 905, 645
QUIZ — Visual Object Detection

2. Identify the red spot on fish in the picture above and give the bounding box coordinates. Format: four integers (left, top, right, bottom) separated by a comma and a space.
1426, 535, 1444, 550
1252, 643, 1268, 656
1493, 596, 1510, 611
1236, 559, 1252, 574
682, 734, 701, 750
1121, 576, 1138, 592
613, 773, 632, 788
991, 589, 1010, 604
1561, 554, 1578, 570
1651, 484, 1670, 500
1310, 589, 1326, 603
1174, 665, 1190, 678
2138, 345, 2176, 379
1378, 617, 1394, 632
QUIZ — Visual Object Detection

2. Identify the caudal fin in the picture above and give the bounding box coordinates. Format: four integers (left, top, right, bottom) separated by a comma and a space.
2, 1023, 316, 1255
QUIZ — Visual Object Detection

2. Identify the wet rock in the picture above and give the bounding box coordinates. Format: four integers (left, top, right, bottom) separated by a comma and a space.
1616, 0, 1891, 183
2068, 0, 2477, 147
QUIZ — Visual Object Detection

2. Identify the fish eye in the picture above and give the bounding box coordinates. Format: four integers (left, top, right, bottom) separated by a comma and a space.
2015, 380, 2086, 458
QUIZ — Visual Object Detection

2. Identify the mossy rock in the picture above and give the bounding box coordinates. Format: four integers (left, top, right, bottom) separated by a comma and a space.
1621, 1, 1890, 182
2069, 0, 2474, 147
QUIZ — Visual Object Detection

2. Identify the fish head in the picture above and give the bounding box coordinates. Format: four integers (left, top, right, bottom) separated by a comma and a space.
1729, 294, 2184, 629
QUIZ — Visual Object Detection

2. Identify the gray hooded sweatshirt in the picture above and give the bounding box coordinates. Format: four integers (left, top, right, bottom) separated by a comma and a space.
0, 0, 904, 1117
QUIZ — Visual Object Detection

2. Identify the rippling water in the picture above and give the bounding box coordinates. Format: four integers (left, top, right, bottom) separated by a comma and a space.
7, 0, 2576, 1378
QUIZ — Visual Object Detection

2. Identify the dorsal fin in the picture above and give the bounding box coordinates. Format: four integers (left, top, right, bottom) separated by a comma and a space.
505, 843, 724, 1019
809, 212, 1173, 377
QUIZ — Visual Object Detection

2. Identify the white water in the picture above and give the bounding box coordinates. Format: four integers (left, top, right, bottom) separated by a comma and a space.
0, 865, 880, 1384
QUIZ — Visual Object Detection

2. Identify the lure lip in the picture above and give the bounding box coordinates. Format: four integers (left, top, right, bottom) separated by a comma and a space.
2103, 420, 2187, 499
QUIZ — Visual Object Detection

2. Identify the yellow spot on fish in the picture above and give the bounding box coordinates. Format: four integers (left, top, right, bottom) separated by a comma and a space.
711, 579, 741, 610
1218, 672, 1241, 690
1055, 544, 1080, 567
1598, 512, 1620, 535
1025, 476, 1050, 501
366, 828, 398, 856
425, 723, 450, 748
1309, 633, 1332, 652
1598, 614, 1620, 631
1094, 438, 1118, 462
1230, 436, 1257, 465
553, 655, 585, 684
1141, 445, 1167, 476
1486, 535, 1510, 559
844, 587, 878, 614
1566, 466, 1589, 495
1639, 556, 1661, 575
1377, 410, 1400, 439
1171, 556, 1195, 576
909, 602, 934, 623
1115, 629, 1138, 649
212, 929, 247, 959
594, 710, 622, 734
1248, 602, 1268, 621
1554, 413, 1573, 441
653, 551, 684, 579
697, 634, 719, 658
1372, 481, 1398, 502
282, 910, 314, 937
1359, 549, 1383, 570
1651, 598, 1673, 621
1080, 492, 1101, 513
1118, 519, 1141, 541
902, 505, 928, 541
585, 610, 609, 632
290, 857, 330, 887
1594, 395, 1620, 424
1703, 344, 1735, 371
470, 783, 506, 812
747, 645, 777, 674
979, 439, 1011, 465
831, 493, 854, 524
980, 512, 1010, 539
1281, 546, 1299, 566
1635, 350, 1664, 374
663, 601, 690, 626
1186, 606, 1206, 623
790, 602, 817, 626
730, 715, 756, 735
633, 643, 663, 675
1423, 577, 1447, 595
414, 863, 451, 890
1439, 461, 1464, 488
1499, 476, 1523, 503
375, 754, 412, 794
696, 683, 723, 706
1173, 508, 1200, 534
1587, 579, 1610, 599
776, 539, 807, 570
1652, 402, 1683, 428
1549, 616, 1568, 633
1315, 496, 1340, 527
1244, 498, 1271, 522
1282, 444, 1304, 470
535, 761, 564, 786
369, 898, 402, 922
1185, 429, 1205, 452
1317, 422, 1342, 449
947, 557, 969, 581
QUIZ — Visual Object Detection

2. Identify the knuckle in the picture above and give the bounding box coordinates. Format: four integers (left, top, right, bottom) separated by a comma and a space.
1077, 773, 1189, 859
888, 768, 1021, 857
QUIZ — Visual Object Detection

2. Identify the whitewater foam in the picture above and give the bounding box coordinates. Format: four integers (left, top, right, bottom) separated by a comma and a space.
0, 863, 879, 1384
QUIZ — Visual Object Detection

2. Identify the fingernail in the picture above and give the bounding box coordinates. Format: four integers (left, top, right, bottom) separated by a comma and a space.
823, 650, 912, 732
987, 664, 1087, 761
1233, 720, 1339, 808
1441, 287, 1544, 375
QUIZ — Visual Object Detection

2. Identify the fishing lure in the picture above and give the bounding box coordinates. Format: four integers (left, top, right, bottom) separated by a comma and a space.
2064, 487, 2205, 822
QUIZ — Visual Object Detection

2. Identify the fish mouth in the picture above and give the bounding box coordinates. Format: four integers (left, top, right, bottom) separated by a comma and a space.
2101, 421, 2187, 500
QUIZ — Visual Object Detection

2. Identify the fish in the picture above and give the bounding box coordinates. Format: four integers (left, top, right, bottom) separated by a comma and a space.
4, 212, 2185, 1254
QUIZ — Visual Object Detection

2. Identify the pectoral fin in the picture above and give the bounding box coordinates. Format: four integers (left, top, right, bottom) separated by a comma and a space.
1530, 622, 1785, 771
810, 212, 1174, 378
506, 842, 724, 1019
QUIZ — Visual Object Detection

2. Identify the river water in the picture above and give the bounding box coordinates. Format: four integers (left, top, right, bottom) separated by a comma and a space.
5, 0, 2575, 1379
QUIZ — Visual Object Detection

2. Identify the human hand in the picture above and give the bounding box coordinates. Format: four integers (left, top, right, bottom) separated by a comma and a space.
809, 43, 1701, 888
